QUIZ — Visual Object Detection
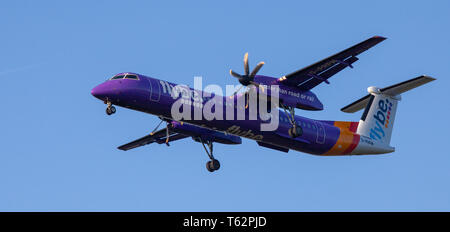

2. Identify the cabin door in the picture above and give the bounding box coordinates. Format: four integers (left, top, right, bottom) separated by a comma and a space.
315, 121, 326, 144
149, 79, 160, 102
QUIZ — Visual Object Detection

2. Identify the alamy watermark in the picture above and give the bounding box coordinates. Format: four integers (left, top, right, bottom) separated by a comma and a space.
168, 76, 279, 131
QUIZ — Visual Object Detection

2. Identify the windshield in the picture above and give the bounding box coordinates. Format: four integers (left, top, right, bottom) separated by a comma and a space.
110, 75, 125, 80
124, 74, 139, 80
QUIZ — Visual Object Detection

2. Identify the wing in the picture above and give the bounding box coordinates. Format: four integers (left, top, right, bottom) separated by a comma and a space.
278, 36, 386, 90
118, 128, 189, 151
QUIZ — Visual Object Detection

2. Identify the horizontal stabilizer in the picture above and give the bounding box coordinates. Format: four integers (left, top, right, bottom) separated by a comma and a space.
341, 75, 436, 113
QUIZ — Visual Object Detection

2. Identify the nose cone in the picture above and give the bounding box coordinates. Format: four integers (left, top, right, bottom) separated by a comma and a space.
91, 83, 111, 100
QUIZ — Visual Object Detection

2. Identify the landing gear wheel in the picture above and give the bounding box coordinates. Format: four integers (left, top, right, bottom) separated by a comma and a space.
206, 161, 214, 172
211, 159, 220, 171
206, 159, 220, 172
288, 125, 302, 138
105, 101, 116, 115
201, 140, 221, 172
288, 127, 293, 138
106, 105, 116, 115
281, 103, 301, 138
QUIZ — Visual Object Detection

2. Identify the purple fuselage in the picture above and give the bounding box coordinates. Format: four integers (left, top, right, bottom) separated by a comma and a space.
91, 73, 342, 155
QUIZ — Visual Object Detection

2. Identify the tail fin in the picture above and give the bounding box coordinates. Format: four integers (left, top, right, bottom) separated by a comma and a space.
357, 93, 398, 145
341, 75, 435, 146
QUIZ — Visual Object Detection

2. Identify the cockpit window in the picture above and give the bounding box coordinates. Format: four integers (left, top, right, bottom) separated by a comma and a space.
124, 74, 139, 80
111, 75, 125, 80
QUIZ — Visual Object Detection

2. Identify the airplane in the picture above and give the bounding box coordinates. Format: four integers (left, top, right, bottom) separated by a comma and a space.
91, 36, 435, 172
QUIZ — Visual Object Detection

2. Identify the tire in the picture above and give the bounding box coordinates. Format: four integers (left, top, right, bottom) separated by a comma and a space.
110, 106, 116, 114
211, 159, 220, 171
106, 108, 112, 115
206, 161, 214, 172
288, 127, 296, 138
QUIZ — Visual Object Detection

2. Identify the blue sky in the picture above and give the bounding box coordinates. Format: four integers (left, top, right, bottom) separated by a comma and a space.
1, 0, 449, 211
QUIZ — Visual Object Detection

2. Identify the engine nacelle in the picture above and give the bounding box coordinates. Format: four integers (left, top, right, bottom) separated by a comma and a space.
253, 75, 324, 111
277, 85, 323, 110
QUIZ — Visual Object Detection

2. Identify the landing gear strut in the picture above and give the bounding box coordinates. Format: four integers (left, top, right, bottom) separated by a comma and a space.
280, 103, 302, 138
164, 121, 171, 146
149, 119, 171, 146
105, 101, 116, 115
201, 139, 220, 172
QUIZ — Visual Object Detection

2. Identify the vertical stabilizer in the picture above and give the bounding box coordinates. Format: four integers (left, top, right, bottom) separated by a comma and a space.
341, 75, 435, 149
356, 91, 399, 145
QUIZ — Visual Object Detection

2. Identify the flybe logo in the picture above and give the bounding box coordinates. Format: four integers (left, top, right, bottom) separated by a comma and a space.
369, 98, 393, 140
226, 125, 263, 141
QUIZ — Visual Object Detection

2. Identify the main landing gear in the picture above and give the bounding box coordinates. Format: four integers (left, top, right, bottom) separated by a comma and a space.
280, 103, 302, 138
201, 139, 220, 172
105, 101, 116, 115
149, 119, 171, 146
288, 125, 302, 138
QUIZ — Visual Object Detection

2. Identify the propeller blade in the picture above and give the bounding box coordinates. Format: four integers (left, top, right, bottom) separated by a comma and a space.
229, 69, 242, 79
250, 61, 264, 77
244, 52, 249, 76
245, 87, 250, 109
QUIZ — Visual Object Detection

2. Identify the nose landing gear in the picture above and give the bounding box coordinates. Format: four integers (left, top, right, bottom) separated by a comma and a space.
201, 139, 220, 172
105, 101, 116, 115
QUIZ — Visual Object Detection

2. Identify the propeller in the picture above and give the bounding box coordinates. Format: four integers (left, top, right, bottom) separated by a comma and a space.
229, 52, 264, 89
229, 53, 265, 108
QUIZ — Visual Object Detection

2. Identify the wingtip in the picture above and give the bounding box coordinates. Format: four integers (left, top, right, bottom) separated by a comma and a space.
422, 75, 437, 81
373, 35, 387, 40
340, 107, 351, 113
340, 107, 359, 114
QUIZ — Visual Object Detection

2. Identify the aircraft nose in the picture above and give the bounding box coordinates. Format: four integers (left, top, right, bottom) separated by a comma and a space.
91, 84, 110, 100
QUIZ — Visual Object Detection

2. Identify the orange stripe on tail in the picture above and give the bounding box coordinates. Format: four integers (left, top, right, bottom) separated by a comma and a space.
322, 121, 360, 156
